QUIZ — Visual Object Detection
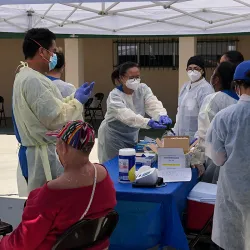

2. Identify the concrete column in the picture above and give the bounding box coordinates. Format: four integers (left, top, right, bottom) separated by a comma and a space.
64, 38, 84, 88
178, 37, 197, 92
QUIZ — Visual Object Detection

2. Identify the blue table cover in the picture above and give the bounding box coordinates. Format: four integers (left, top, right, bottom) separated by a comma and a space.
104, 157, 198, 250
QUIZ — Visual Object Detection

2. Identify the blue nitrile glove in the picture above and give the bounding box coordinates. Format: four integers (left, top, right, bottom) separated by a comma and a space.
148, 119, 167, 129
159, 115, 172, 125
74, 82, 95, 104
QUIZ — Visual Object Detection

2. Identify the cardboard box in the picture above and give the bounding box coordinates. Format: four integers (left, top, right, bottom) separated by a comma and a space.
147, 136, 191, 169
161, 136, 189, 154
136, 153, 157, 168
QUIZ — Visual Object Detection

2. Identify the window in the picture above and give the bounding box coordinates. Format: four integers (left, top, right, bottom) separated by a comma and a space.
197, 39, 238, 68
114, 39, 179, 69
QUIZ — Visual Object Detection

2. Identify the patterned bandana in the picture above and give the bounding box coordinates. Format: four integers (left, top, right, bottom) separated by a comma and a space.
47, 120, 95, 151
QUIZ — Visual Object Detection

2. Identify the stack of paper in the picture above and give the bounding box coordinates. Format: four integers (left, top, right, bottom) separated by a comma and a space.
158, 168, 192, 182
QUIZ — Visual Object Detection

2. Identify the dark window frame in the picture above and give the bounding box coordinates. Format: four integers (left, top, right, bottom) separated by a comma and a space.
197, 38, 239, 68
114, 38, 179, 69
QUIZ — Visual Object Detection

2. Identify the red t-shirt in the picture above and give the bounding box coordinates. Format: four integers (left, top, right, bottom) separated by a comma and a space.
0, 171, 116, 250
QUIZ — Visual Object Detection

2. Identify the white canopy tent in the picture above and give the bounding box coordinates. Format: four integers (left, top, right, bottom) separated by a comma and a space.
0, 0, 250, 36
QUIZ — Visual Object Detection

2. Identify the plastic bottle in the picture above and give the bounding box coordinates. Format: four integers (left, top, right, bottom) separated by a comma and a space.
119, 148, 136, 183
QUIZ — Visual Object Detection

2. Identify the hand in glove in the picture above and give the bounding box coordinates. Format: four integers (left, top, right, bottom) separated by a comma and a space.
74, 82, 95, 104
192, 164, 205, 177
159, 115, 172, 125
148, 119, 167, 129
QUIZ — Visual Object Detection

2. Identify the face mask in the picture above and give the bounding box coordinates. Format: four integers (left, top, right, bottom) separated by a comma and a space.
49, 53, 58, 71
125, 78, 141, 91
187, 70, 202, 82
55, 149, 63, 166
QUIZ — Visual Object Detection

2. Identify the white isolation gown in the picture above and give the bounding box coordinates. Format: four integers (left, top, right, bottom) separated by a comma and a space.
173, 78, 214, 143
13, 63, 83, 193
198, 90, 238, 183
98, 83, 167, 163
206, 94, 250, 250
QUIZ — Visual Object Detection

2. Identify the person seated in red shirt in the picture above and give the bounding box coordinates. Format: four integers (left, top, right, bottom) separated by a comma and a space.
0, 120, 117, 250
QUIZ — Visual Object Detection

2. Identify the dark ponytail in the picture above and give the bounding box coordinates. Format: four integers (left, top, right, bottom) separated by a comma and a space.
111, 67, 120, 86
111, 61, 139, 86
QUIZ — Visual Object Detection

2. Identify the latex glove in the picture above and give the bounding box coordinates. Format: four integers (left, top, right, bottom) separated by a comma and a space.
74, 82, 95, 104
192, 164, 205, 177
159, 115, 172, 125
148, 119, 167, 129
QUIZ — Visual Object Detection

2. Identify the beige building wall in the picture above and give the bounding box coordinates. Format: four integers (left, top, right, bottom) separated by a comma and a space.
2, 35, 250, 119
238, 35, 250, 61
0, 38, 64, 118
81, 38, 179, 119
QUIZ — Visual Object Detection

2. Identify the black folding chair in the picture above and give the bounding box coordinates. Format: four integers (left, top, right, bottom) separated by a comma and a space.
89, 93, 105, 121
52, 210, 119, 250
184, 213, 214, 250
0, 220, 13, 236
0, 96, 7, 126
84, 98, 94, 125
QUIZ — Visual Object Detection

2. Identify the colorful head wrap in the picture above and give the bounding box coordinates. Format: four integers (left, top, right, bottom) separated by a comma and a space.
47, 120, 95, 152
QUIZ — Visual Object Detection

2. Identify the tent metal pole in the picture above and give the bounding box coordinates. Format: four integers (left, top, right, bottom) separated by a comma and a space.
33, 13, 61, 25
170, 6, 212, 23
60, 3, 82, 26
234, 0, 250, 8
205, 15, 250, 30
116, 18, 203, 32
212, 12, 250, 23
62, 3, 100, 14
109, 4, 157, 14
33, 4, 54, 27
4, 19, 25, 31
206, 10, 237, 17
105, 2, 120, 12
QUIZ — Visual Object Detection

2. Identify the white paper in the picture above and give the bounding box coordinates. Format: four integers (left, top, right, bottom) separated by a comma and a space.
158, 168, 192, 182
158, 148, 186, 169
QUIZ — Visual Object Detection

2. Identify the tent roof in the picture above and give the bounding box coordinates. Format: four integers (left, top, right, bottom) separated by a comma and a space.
1, 0, 250, 36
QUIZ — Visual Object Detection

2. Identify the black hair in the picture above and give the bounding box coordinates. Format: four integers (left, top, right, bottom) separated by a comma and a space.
187, 55, 206, 78
54, 51, 65, 70
23, 28, 56, 60
215, 62, 236, 90
111, 61, 139, 86
82, 141, 95, 155
222, 51, 244, 66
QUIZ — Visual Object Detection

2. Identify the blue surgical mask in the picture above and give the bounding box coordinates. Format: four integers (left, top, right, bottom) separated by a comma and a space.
49, 53, 58, 71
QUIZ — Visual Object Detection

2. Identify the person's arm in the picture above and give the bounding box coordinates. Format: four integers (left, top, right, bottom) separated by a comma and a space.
205, 117, 227, 166
108, 91, 150, 129
172, 83, 188, 135
24, 76, 83, 130
0, 194, 55, 249
61, 84, 76, 98
142, 84, 167, 121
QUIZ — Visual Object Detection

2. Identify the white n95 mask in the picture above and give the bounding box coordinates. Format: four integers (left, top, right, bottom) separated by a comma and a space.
187, 70, 202, 82
126, 78, 141, 91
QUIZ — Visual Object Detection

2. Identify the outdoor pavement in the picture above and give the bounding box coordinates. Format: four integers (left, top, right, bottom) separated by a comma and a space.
0, 119, 99, 197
